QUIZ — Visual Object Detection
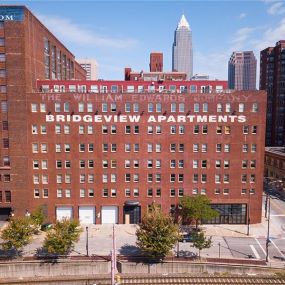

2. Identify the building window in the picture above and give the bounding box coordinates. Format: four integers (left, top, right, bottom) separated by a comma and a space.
125, 188, 131, 197
194, 103, 199, 112
148, 103, 154, 112
202, 103, 208, 112
193, 125, 199, 134
170, 188, 176, 197
178, 188, 184, 197
171, 103, 176, 113
239, 103, 245, 112
252, 103, 258, 112
34, 189, 40, 198
217, 103, 222, 112
80, 189, 85, 198
216, 126, 222, 134
102, 188, 109, 197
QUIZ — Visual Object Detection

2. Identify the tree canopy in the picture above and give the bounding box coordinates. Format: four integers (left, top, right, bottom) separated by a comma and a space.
191, 231, 212, 259
43, 219, 82, 255
179, 195, 219, 228
1, 217, 34, 253
136, 205, 179, 260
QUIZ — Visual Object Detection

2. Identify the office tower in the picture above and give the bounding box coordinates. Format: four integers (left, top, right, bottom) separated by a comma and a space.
172, 14, 193, 79
260, 41, 285, 146
228, 51, 257, 91
78, 59, 98, 80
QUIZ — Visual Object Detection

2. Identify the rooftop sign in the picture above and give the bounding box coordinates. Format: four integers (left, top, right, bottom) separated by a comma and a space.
0, 7, 24, 22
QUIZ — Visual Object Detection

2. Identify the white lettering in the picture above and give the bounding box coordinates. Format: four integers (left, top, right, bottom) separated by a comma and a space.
46, 115, 54, 122
157, 116, 167, 122
94, 115, 102, 122
177, 115, 186, 123
218, 116, 228, 122
83, 115, 92, 122
120, 115, 127, 122
57, 115, 65, 122
129, 115, 141, 122
238, 115, 246, 123
148, 116, 156, 122
197, 116, 208, 123
209, 115, 217, 122
167, 115, 176, 122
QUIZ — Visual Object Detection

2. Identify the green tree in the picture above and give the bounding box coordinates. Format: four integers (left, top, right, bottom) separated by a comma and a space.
0, 217, 34, 254
30, 206, 46, 234
191, 231, 212, 259
136, 205, 179, 260
30, 206, 45, 227
43, 219, 82, 255
179, 195, 218, 229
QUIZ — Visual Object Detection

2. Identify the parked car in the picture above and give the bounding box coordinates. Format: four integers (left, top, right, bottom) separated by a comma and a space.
180, 232, 194, 243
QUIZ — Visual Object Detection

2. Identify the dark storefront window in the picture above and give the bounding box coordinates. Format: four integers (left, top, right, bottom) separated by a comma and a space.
5, 191, 11, 202
205, 204, 247, 224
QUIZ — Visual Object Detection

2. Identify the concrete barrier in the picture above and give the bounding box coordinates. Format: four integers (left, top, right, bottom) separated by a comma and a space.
0, 260, 110, 279
118, 261, 282, 275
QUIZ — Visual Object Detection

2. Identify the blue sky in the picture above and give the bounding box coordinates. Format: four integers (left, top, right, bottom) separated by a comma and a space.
4, 0, 285, 80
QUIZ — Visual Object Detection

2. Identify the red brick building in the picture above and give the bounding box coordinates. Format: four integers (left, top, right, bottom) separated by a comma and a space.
150, 52, 163, 72
260, 41, 285, 146
0, 5, 85, 219
0, 6, 267, 225
32, 80, 266, 225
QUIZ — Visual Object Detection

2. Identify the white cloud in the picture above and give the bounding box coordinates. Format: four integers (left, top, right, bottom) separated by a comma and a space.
253, 18, 285, 50
194, 51, 229, 80
239, 13, 246, 19
230, 27, 256, 50
37, 14, 138, 49
267, 1, 285, 15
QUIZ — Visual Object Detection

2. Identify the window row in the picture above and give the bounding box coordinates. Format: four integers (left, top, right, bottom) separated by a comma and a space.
30, 102, 259, 114
32, 124, 259, 136
33, 187, 256, 199
33, 159, 256, 170
33, 172, 257, 185
32, 143, 258, 153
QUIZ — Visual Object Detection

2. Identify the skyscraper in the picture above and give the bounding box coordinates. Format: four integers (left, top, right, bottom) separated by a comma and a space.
260, 40, 285, 146
172, 14, 193, 79
228, 51, 257, 91
77, 59, 98, 80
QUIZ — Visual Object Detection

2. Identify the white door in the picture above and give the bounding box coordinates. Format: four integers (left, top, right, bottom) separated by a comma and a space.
56, 206, 73, 221
79, 206, 95, 224
101, 206, 118, 224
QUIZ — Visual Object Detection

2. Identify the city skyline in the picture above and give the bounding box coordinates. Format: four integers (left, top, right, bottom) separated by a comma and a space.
3, 1, 285, 80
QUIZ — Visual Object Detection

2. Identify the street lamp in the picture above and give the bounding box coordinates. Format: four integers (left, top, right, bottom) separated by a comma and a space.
266, 195, 271, 262
218, 242, 221, 258
86, 226, 89, 257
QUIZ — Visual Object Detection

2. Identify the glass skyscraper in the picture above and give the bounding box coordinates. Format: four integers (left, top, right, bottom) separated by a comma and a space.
172, 15, 193, 79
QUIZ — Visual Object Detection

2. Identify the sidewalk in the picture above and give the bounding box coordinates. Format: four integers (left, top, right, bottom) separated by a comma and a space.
202, 215, 284, 239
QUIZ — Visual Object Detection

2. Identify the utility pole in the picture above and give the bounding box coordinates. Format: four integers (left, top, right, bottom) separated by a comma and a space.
111, 224, 118, 285
86, 226, 89, 257
218, 242, 221, 258
266, 195, 271, 262
265, 193, 268, 218
247, 189, 251, 236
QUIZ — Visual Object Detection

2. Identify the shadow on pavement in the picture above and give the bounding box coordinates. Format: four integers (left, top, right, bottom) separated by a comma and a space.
0, 248, 18, 259
119, 244, 141, 256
